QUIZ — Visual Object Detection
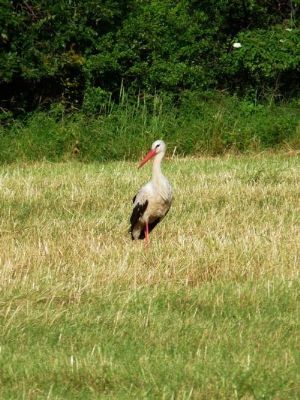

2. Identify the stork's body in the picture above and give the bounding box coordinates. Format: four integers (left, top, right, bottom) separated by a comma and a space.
130, 140, 172, 242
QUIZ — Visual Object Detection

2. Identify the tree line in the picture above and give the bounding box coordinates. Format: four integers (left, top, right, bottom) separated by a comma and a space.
0, 0, 299, 116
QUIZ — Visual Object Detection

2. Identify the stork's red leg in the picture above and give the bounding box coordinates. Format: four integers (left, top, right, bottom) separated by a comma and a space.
145, 222, 149, 245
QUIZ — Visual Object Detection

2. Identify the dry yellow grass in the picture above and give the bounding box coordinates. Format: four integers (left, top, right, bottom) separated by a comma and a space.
0, 155, 299, 295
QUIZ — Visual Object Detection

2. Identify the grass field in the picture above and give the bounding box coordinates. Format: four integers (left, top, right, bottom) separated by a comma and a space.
0, 154, 300, 399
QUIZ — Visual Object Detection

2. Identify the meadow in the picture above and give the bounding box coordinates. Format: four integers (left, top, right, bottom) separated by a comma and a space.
0, 154, 300, 399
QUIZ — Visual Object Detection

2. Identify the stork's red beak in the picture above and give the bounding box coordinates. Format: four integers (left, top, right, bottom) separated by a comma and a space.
139, 149, 156, 168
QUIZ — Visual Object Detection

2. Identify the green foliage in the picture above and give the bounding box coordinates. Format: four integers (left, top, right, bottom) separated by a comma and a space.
224, 26, 300, 97
0, 0, 299, 114
0, 0, 131, 110
92, 0, 219, 91
82, 87, 113, 114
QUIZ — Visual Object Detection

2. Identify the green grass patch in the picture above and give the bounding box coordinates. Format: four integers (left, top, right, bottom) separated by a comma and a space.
1, 282, 300, 399
1, 92, 299, 163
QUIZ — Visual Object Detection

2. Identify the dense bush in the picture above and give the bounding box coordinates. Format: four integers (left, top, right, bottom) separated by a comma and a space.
0, 0, 299, 114
224, 26, 300, 98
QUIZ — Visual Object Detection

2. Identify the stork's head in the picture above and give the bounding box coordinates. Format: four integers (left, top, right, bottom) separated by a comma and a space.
151, 139, 166, 154
139, 140, 166, 168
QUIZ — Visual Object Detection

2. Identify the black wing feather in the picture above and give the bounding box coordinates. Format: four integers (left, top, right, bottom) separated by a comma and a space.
129, 200, 148, 239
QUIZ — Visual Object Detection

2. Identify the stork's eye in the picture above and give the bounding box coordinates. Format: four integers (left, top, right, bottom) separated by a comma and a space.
155, 144, 160, 149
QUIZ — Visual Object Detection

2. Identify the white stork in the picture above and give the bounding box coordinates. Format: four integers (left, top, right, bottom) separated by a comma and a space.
130, 140, 173, 242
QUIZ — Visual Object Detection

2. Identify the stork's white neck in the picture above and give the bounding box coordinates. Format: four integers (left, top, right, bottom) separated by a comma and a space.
152, 151, 165, 184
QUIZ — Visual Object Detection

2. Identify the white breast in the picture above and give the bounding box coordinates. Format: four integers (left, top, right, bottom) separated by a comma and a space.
134, 178, 172, 224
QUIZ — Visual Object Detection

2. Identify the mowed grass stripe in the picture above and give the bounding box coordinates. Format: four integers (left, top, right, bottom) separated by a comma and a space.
1, 283, 300, 399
